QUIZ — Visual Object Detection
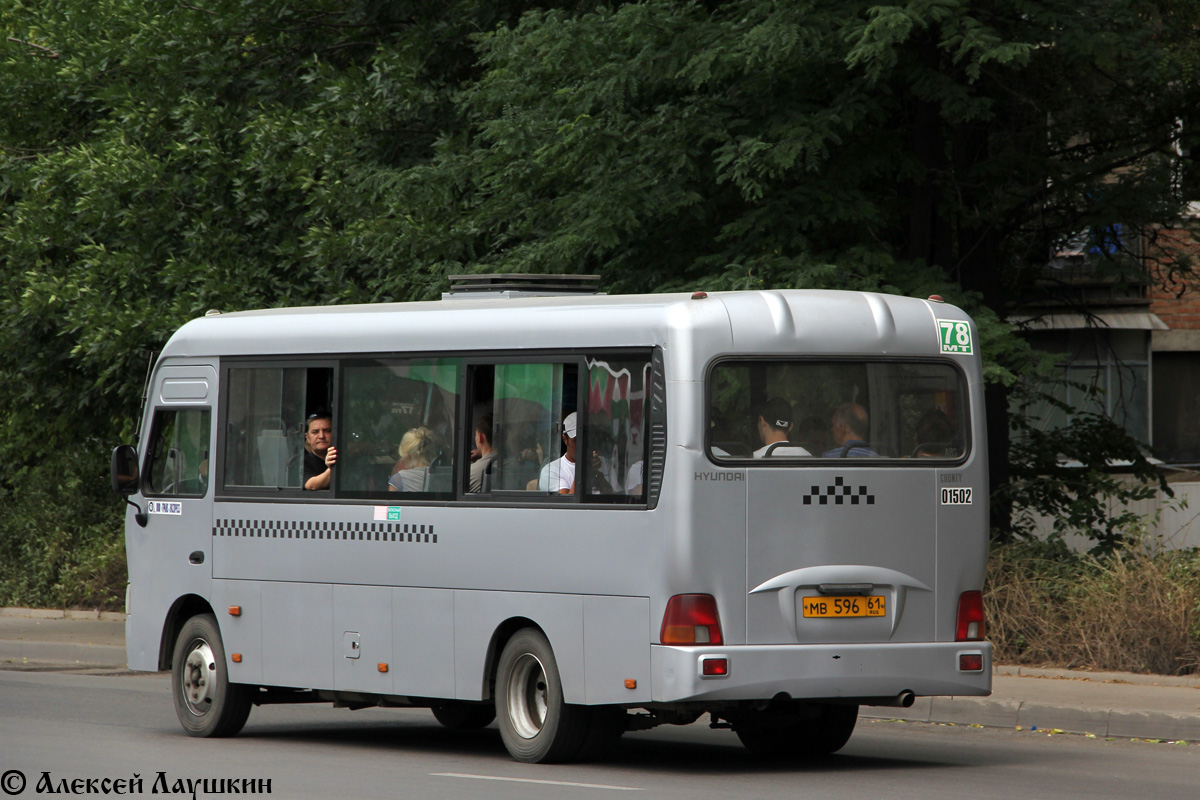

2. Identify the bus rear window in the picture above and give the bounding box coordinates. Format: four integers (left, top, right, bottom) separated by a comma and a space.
708, 360, 969, 462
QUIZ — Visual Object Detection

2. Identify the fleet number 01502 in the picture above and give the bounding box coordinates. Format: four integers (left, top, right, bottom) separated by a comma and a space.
941, 488, 972, 505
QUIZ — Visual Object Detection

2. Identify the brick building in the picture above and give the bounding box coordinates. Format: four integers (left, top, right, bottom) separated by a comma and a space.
1016, 217, 1200, 547
1149, 228, 1200, 466
1013, 219, 1199, 464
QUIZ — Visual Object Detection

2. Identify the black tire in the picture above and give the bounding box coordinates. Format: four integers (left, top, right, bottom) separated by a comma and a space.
431, 700, 497, 730
735, 702, 858, 758
811, 703, 858, 755
171, 613, 253, 737
495, 628, 590, 763
577, 705, 626, 761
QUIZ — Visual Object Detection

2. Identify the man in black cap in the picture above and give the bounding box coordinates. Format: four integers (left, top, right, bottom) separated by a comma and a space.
753, 397, 811, 457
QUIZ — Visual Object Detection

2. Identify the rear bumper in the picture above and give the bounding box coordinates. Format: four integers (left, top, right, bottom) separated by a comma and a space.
651, 641, 991, 704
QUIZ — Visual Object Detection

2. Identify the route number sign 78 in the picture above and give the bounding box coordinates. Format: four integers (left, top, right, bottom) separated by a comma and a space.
937, 319, 973, 355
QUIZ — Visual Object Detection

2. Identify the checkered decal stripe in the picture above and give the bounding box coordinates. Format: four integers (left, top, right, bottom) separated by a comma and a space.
213, 519, 436, 543
802, 476, 875, 506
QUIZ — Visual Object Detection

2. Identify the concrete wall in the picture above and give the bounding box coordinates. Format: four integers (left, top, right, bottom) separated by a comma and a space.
1026, 479, 1200, 552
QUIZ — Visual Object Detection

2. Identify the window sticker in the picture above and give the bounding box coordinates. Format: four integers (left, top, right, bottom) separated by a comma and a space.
937, 319, 974, 355
147, 500, 183, 516
373, 506, 403, 522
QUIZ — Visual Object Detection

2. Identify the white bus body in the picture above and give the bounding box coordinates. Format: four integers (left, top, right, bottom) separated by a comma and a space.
113, 284, 991, 762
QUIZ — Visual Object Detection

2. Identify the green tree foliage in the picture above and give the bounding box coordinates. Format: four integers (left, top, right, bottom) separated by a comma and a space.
1, 0, 530, 459
1, 1, 1197, 605
362, 0, 1199, 539
0, 0, 537, 605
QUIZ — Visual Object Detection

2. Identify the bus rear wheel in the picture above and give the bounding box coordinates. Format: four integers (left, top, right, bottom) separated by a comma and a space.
734, 702, 858, 759
171, 613, 253, 737
495, 629, 591, 763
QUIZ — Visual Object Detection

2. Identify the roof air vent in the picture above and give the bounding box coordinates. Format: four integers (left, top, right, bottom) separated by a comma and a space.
443, 273, 604, 300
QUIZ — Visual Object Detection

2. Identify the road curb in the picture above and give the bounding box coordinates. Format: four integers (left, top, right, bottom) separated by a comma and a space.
994, 664, 1200, 689
862, 696, 1200, 741
0, 607, 126, 622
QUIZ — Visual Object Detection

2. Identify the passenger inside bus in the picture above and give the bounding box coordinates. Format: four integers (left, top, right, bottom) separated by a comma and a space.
912, 409, 954, 457
625, 460, 643, 496
508, 426, 544, 489
753, 397, 811, 457
468, 414, 496, 492
822, 403, 880, 458
388, 426, 437, 492
302, 411, 337, 489
794, 415, 830, 457
582, 423, 621, 493
534, 412, 577, 494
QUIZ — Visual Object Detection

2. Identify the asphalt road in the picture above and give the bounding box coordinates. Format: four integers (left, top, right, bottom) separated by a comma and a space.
1, 670, 1198, 800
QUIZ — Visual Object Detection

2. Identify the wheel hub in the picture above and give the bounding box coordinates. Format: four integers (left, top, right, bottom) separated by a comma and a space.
507, 652, 549, 739
182, 640, 217, 716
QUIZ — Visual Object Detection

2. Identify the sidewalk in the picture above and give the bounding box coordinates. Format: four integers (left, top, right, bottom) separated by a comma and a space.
0, 607, 126, 669
861, 665, 1200, 742
3, 608, 1199, 742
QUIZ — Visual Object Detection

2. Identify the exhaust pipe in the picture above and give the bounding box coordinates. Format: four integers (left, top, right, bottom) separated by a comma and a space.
866, 690, 916, 708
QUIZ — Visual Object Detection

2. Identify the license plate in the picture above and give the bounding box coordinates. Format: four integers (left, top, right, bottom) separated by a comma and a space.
802, 595, 886, 618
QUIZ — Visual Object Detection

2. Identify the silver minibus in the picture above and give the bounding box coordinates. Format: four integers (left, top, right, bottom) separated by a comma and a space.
112, 276, 990, 762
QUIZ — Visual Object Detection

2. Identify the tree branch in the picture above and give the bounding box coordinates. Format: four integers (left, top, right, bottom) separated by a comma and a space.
7, 37, 59, 58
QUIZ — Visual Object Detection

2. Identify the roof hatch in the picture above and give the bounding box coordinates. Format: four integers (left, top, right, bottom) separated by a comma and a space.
442, 273, 604, 300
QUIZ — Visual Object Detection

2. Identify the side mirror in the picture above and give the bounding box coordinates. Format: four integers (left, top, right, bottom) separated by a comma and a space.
111, 445, 140, 496
111, 445, 148, 528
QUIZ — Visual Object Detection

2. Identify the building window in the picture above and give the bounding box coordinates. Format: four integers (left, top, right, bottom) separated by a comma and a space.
1151, 352, 1200, 463
1022, 329, 1150, 444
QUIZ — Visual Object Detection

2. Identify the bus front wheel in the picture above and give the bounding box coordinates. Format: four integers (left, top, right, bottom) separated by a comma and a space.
495, 628, 591, 763
171, 613, 253, 737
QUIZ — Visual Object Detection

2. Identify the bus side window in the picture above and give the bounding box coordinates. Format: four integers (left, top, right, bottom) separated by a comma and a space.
584, 355, 651, 502
338, 358, 460, 499
145, 408, 211, 497
475, 362, 572, 495
223, 366, 331, 491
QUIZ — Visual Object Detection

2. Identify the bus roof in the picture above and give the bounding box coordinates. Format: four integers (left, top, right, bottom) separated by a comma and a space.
158, 289, 974, 364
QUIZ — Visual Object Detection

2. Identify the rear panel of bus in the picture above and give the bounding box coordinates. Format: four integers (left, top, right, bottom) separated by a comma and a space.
650, 291, 991, 704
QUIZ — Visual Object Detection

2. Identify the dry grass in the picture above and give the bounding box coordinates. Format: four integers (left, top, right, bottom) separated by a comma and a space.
986, 540, 1200, 676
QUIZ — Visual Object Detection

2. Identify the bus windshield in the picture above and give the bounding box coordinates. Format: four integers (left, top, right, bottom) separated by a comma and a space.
708, 359, 969, 462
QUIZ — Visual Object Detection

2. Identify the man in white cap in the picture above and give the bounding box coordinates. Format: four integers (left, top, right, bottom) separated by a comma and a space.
533, 412, 579, 494
554, 412, 578, 494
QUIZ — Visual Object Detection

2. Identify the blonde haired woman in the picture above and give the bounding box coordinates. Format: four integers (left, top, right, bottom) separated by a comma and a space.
388, 427, 437, 492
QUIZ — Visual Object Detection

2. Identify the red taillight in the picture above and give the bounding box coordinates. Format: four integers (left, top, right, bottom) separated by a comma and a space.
660, 594, 724, 645
955, 590, 986, 641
